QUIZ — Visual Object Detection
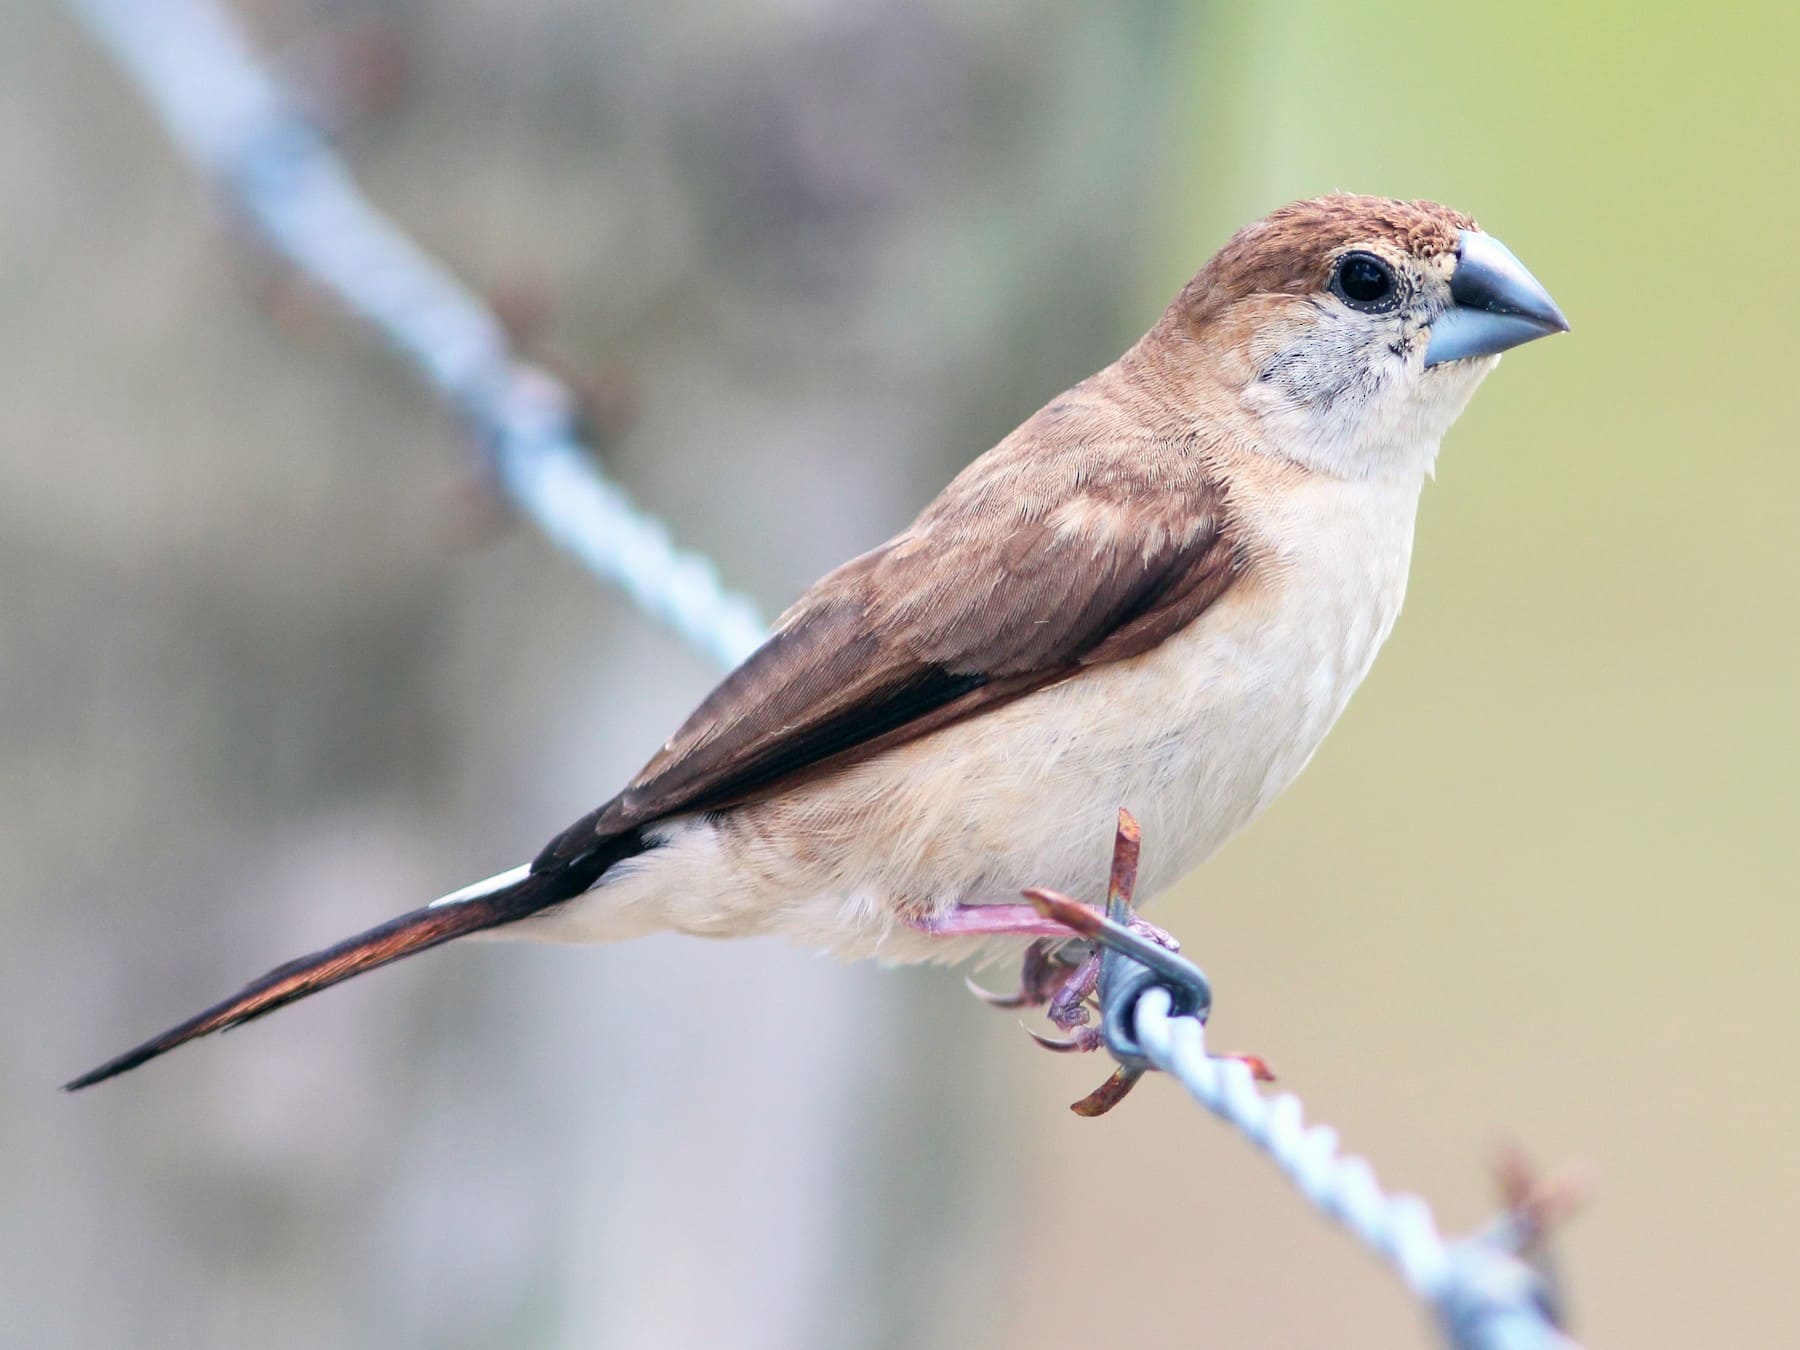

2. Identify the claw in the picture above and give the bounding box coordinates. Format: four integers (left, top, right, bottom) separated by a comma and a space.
964, 975, 1029, 1009
964, 938, 1077, 1011
1023, 1024, 1102, 1053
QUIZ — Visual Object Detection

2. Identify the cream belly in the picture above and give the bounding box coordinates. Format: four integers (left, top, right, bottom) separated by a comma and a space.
525, 466, 1427, 963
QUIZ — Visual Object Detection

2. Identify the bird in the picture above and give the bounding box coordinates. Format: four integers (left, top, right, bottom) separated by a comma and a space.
67, 193, 1568, 1090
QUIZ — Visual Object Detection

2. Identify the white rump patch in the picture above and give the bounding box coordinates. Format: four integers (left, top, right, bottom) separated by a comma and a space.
428, 862, 531, 908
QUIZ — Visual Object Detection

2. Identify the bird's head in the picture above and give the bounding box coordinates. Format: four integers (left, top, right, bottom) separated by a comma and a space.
1155, 194, 1568, 479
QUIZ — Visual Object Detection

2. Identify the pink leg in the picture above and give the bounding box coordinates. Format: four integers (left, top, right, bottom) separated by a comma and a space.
908, 901, 1102, 939
911, 901, 1178, 953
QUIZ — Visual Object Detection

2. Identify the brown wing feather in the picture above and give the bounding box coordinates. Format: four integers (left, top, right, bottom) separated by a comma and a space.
536, 395, 1243, 870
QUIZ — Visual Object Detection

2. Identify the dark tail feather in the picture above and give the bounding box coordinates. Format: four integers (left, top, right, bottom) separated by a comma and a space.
65, 865, 580, 1091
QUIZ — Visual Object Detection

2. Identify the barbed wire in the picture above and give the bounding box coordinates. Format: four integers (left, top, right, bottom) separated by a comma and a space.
1133, 991, 1576, 1350
1027, 826, 1579, 1350
69, 0, 768, 671
66, 3, 1581, 1346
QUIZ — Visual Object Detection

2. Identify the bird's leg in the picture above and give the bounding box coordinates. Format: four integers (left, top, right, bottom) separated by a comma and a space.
935, 811, 1273, 1117
916, 900, 1179, 1053
916, 900, 1179, 951
912, 901, 1096, 939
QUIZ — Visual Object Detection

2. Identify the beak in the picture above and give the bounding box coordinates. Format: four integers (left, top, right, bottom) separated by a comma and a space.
1423, 229, 1570, 367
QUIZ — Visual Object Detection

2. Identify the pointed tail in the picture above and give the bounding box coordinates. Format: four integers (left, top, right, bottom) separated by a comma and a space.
65, 859, 593, 1091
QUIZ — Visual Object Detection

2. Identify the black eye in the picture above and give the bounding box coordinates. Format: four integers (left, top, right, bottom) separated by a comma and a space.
1333, 252, 1397, 311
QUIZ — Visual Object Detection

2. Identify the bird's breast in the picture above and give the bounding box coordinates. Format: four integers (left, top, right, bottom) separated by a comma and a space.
968, 465, 1426, 899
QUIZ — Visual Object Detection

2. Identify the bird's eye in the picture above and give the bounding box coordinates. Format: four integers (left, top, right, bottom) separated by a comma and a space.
1333, 252, 1398, 312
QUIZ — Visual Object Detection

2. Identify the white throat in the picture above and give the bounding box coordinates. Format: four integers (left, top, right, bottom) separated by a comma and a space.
1243, 317, 1501, 481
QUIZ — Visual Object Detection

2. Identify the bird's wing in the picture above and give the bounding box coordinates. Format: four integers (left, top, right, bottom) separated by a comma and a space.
535, 452, 1241, 868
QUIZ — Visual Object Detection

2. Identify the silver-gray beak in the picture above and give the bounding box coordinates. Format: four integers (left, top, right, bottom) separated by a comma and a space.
1423, 229, 1570, 368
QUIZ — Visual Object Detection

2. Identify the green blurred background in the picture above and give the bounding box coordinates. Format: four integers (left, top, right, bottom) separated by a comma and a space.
3, 2, 1795, 1347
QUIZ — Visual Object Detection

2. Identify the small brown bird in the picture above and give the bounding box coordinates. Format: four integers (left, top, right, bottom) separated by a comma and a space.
69, 194, 1567, 1089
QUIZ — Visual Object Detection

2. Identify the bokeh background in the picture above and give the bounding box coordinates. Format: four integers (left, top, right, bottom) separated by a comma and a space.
4, 1, 1796, 1346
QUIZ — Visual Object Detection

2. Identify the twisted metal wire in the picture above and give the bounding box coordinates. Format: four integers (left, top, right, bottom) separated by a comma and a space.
68, 4, 1580, 1345
68, 0, 768, 671
1131, 987, 1578, 1350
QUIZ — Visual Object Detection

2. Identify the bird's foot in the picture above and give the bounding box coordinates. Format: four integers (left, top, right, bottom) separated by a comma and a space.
938, 903, 1178, 1051
966, 939, 1107, 1053
930, 809, 1270, 1117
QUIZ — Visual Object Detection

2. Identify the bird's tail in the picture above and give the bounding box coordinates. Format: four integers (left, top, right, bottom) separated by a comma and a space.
65, 859, 594, 1091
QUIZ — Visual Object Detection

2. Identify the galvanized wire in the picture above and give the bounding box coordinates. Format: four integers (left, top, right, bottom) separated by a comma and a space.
1131, 987, 1578, 1350
67, 4, 1582, 1345
68, 0, 767, 671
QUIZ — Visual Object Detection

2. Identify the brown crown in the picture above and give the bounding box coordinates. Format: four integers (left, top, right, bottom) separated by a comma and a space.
1170, 194, 1478, 327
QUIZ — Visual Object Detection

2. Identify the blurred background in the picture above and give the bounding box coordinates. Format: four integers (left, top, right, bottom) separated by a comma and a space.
3, 1, 1796, 1346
